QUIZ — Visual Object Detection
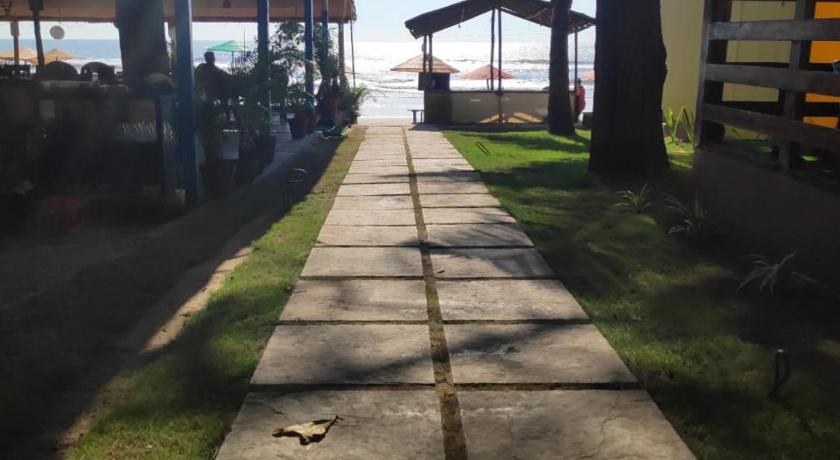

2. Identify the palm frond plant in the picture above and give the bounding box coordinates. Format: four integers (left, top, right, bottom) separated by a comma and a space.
664, 108, 680, 145
615, 182, 656, 214
738, 252, 825, 295
663, 193, 714, 238
678, 107, 697, 146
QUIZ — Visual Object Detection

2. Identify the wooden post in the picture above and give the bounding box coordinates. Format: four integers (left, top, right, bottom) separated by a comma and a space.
695, 0, 732, 145
304, 0, 315, 96
350, 20, 356, 87
174, 0, 198, 204
28, 0, 45, 69
429, 34, 434, 75
574, 29, 579, 83
257, 0, 271, 115
498, 7, 503, 92
780, 0, 816, 170
11, 20, 19, 66
490, 8, 495, 91
338, 22, 346, 79
322, 0, 329, 30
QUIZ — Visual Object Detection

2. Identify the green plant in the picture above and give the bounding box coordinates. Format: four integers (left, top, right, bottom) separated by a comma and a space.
196, 97, 226, 161
664, 108, 680, 145
615, 182, 656, 214
285, 83, 316, 114
738, 252, 820, 294
678, 107, 696, 147
663, 193, 713, 238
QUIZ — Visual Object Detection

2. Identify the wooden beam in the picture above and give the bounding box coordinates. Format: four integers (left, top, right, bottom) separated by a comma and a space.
779, 0, 816, 169
696, 0, 732, 144
710, 19, 840, 41
702, 103, 840, 154
722, 101, 840, 117
705, 64, 840, 97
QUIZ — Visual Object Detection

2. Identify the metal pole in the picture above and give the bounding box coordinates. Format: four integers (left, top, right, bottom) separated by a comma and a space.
174, 0, 198, 204
257, 0, 271, 115
322, 0, 329, 31
11, 20, 20, 66
350, 20, 356, 88
338, 22, 346, 79
489, 8, 495, 91
304, 0, 315, 96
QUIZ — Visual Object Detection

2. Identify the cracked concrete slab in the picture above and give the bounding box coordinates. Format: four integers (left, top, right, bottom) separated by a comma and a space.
436, 280, 588, 321
418, 181, 489, 195
317, 225, 419, 247
420, 194, 503, 208
331, 195, 415, 210
430, 248, 554, 278
325, 209, 416, 226
216, 390, 445, 460
423, 208, 516, 225
343, 173, 409, 184
458, 390, 695, 460
337, 183, 411, 196
282, 280, 428, 321
446, 324, 637, 384
425, 224, 532, 247
302, 247, 422, 277
251, 325, 435, 385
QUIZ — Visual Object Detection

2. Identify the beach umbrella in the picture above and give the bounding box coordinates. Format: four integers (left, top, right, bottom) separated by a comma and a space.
40, 48, 79, 63
391, 54, 459, 74
207, 40, 252, 54
460, 64, 515, 90
460, 65, 515, 81
0, 46, 37, 62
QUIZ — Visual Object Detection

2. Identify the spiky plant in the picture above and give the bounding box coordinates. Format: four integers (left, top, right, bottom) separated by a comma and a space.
663, 193, 713, 238
615, 183, 656, 214
738, 252, 821, 294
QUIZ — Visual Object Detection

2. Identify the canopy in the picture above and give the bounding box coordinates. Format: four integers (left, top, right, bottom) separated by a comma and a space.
405, 0, 595, 38
207, 40, 252, 54
0, 47, 37, 61
5, 0, 357, 23
40, 48, 79, 62
460, 65, 514, 80
391, 54, 460, 74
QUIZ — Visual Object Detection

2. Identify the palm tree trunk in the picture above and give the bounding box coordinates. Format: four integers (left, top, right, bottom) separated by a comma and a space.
548, 0, 575, 136
589, 0, 670, 173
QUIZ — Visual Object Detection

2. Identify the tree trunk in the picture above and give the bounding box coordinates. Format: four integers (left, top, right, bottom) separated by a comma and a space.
589, 0, 670, 173
548, 0, 575, 136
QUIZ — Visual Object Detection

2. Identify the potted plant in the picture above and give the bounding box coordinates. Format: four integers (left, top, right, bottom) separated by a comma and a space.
339, 84, 372, 125
286, 84, 316, 140
197, 97, 235, 199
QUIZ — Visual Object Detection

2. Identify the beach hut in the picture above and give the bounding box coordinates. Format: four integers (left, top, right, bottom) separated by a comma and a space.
404, 0, 595, 124
391, 54, 459, 90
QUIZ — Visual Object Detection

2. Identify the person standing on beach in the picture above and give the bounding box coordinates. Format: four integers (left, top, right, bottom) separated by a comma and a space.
574, 78, 586, 122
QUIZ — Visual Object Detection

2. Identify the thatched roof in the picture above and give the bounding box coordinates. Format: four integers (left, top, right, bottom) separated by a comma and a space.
405, 0, 595, 38
5, 0, 357, 23
460, 64, 514, 80
391, 54, 460, 74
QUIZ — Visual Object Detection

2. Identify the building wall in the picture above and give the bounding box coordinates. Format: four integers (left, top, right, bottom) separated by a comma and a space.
660, 0, 704, 113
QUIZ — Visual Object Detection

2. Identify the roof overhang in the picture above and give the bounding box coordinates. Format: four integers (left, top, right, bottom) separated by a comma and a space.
4, 0, 357, 23
405, 0, 594, 39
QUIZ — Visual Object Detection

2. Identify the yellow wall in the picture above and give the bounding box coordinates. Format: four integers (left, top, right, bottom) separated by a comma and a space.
661, 1, 839, 129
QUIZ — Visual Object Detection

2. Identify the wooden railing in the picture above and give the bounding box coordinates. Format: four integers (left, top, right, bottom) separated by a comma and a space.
696, 0, 840, 169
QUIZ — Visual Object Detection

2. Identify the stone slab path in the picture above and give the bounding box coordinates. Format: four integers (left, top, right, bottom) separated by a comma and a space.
216, 126, 695, 459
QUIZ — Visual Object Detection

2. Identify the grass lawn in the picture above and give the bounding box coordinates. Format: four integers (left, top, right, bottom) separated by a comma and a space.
1, 128, 362, 459
445, 128, 840, 460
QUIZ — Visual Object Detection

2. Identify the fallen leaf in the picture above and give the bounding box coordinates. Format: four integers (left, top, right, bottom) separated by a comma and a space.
273, 415, 343, 445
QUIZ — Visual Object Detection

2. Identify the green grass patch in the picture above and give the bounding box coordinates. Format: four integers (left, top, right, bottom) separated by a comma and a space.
445, 128, 840, 460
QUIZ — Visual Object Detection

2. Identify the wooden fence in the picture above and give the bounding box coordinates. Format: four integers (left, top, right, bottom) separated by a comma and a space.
696, 0, 840, 169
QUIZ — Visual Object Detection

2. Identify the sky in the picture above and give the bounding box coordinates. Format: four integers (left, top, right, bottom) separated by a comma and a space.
0, 0, 596, 43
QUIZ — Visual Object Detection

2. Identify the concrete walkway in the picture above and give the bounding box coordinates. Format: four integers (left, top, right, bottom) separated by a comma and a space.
216, 125, 695, 459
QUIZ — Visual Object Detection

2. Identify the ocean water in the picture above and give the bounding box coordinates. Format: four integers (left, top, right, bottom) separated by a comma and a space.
1, 38, 595, 118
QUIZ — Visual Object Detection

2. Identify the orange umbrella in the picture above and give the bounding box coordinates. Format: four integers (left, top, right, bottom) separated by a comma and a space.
459, 65, 515, 80
41, 48, 79, 63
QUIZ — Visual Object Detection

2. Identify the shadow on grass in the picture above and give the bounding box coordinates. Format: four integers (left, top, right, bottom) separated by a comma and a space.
0, 131, 362, 459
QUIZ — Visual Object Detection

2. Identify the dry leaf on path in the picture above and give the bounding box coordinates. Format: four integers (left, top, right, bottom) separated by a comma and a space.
272, 415, 343, 445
